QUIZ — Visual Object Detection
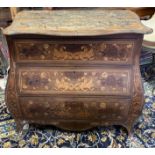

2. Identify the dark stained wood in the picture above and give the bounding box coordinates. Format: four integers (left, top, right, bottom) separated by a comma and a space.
127, 7, 155, 20
14, 39, 134, 65
4, 9, 152, 134
17, 67, 131, 96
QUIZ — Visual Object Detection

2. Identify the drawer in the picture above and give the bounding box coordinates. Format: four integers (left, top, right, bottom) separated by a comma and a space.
19, 97, 131, 121
17, 67, 132, 96
14, 40, 134, 64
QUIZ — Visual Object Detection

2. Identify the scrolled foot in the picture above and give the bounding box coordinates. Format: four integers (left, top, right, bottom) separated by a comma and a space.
15, 119, 29, 134
122, 123, 134, 137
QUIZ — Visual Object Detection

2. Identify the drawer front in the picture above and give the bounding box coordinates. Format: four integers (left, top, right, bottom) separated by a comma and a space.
17, 67, 131, 96
15, 40, 134, 64
19, 97, 131, 121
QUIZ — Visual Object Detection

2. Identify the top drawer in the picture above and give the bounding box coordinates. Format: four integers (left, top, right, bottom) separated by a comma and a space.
14, 39, 134, 65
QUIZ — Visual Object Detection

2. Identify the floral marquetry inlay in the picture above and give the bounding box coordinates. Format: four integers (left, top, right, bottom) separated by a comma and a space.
15, 41, 134, 64
20, 97, 130, 121
18, 68, 131, 95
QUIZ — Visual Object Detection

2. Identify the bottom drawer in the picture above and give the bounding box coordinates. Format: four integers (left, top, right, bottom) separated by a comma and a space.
19, 97, 131, 122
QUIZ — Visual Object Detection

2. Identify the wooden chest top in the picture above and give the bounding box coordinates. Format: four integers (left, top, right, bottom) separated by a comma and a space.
3, 9, 152, 36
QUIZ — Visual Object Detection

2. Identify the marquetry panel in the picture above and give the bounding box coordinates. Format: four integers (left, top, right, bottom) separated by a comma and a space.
19, 97, 131, 121
15, 40, 134, 64
18, 67, 131, 96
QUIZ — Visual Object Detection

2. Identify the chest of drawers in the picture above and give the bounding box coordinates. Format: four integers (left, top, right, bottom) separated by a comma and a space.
3, 9, 152, 134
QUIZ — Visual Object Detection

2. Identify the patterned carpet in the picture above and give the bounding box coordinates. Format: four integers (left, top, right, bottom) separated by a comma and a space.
0, 64, 155, 148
